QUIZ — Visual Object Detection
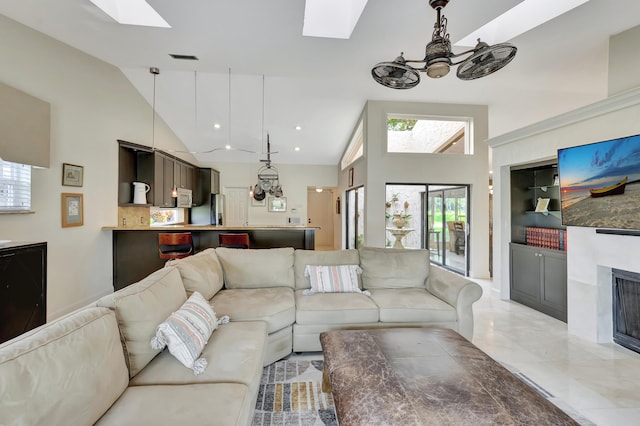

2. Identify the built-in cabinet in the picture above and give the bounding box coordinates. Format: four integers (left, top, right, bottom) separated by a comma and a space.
510, 161, 567, 322
0, 242, 47, 344
511, 162, 562, 243
118, 140, 197, 208
509, 243, 567, 322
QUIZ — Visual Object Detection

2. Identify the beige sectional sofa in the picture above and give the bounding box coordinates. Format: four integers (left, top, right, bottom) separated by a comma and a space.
0, 247, 482, 425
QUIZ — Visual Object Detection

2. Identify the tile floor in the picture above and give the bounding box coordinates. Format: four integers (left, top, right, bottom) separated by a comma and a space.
471, 278, 640, 426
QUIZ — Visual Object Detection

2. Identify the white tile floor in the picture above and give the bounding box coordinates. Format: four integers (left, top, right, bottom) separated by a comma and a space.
471, 278, 640, 426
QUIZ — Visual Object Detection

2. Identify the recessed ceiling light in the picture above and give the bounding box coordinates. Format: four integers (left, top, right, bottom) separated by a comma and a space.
456, 0, 589, 46
89, 0, 170, 28
225, 145, 231, 150
294, 147, 301, 151
213, 123, 221, 129
295, 125, 302, 131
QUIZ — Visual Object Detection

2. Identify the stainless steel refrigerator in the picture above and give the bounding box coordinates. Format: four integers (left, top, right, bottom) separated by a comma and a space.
191, 168, 224, 225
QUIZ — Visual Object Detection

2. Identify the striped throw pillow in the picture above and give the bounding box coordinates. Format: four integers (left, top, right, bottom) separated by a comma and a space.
303, 265, 368, 295
150, 291, 228, 375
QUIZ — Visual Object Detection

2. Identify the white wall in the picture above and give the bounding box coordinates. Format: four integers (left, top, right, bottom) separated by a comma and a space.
0, 16, 193, 319
208, 161, 338, 226
355, 100, 490, 278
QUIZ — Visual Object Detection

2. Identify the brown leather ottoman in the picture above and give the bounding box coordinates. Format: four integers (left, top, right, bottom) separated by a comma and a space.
320, 328, 579, 426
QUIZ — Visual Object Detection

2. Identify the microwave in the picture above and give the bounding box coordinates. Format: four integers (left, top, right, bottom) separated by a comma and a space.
176, 188, 193, 208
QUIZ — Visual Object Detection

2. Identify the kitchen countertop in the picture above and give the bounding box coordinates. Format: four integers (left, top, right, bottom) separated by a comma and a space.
102, 225, 317, 231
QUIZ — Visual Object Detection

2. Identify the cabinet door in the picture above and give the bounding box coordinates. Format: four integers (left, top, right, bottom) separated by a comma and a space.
0, 244, 46, 344
510, 244, 542, 305
185, 164, 194, 190
541, 251, 568, 317
162, 156, 175, 207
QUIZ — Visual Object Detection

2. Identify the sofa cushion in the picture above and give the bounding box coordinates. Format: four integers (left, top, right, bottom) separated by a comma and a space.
368, 288, 457, 323
96, 383, 252, 426
304, 264, 364, 294
294, 249, 360, 289
210, 287, 295, 333
165, 248, 224, 299
131, 321, 267, 393
0, 307, 129, 426
359, 247, 430, 289
216, 247, 295, 289
97, 267, 187, 378
294, 289, 379, 325
151, 291, 227, 375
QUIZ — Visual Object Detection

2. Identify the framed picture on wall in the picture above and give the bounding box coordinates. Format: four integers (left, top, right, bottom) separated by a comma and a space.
61, 193, 84, 227
62, 163, 84, 187
348, 167, 354, 187
268, 197, 287, 212
251, 197, 266, 207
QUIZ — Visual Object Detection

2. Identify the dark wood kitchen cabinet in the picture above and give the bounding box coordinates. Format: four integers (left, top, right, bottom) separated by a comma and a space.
0, 242, 47, 344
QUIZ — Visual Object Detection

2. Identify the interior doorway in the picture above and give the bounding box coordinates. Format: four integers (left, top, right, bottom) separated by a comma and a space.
307, 188, 335, 250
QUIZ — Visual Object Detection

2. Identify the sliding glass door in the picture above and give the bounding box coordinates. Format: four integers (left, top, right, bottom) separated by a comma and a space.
427, 185, 468, 274
346, 186, 365, 248
386, 183, 469, 275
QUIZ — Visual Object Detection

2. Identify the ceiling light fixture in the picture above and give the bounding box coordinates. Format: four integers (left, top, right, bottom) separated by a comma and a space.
253, 134, 283, 200
371, 0, 517, 89
150, 67, 159, 150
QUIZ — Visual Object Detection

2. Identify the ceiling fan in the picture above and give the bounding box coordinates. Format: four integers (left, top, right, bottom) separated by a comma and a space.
371, 0, 517, 89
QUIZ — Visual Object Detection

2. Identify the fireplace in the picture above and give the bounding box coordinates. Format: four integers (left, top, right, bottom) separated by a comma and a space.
612, 268, 640, 354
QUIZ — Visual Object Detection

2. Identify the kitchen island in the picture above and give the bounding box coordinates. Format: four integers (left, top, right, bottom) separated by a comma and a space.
104, 225, 315, 290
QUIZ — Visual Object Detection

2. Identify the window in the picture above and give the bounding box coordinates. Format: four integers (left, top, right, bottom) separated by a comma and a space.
387, 115, 471, 155
0, 160, 31, 212
341, 119, 364, 169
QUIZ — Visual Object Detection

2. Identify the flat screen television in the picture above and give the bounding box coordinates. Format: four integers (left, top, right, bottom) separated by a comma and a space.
558, 133, 640, 229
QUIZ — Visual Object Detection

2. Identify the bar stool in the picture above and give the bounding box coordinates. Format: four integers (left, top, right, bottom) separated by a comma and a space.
158, 232, 194, 259
218, 233, 250, 249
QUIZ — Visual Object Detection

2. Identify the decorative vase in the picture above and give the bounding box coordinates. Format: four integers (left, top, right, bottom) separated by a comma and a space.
392, 214, 407, 229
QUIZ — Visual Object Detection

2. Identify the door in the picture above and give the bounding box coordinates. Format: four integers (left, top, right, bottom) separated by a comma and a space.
307, 188, 334, 250
346, 187, 365, 248
224, 187, 248, 226
427, 185, 469, 275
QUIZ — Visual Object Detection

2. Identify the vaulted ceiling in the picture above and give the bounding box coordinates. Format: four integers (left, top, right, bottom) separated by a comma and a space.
2, 0, 640, 165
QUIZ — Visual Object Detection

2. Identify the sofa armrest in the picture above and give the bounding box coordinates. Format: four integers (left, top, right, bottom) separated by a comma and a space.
426, 265, 482, 341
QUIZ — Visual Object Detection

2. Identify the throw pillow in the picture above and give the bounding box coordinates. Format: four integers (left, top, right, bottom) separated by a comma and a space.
150, 291, 229, 375
303, 265, 370, 296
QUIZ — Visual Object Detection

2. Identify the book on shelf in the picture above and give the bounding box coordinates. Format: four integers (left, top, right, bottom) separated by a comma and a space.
525, 226, 567, 251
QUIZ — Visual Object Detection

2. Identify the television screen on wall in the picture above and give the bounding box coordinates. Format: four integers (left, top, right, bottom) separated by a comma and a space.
558, 133, 640, 230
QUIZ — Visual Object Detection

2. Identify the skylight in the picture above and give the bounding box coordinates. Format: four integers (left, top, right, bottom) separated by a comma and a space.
455, 0, 589, 47
303, 0, 368, 39
89, 0, 171, 28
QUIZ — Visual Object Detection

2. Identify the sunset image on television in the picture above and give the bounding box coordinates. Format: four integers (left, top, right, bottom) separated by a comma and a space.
558, 133, 640, 229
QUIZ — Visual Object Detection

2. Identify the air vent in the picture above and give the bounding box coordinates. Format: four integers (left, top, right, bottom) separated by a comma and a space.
169, 54, 199, 61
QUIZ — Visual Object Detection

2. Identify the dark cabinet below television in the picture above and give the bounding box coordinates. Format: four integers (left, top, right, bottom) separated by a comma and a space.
510, 243, 567, 322
0, 242, 47, 344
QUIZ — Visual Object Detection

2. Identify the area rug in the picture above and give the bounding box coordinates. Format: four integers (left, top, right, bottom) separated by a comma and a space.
252, 359, 337, 426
